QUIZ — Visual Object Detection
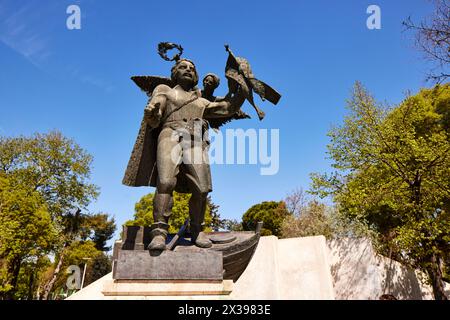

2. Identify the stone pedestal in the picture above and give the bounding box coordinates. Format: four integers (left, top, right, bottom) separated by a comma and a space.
114, 249, 223, 280
112, 226, 261, 282
102, 279, 233, 296
108, 227, 228, 297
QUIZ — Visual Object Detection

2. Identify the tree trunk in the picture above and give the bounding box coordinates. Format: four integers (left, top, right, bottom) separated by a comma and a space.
41, 246, 67, 300
11, 258, 21, 290
27, 269, 35, 300
427, 253, 448, 300
4, 257, 22, 299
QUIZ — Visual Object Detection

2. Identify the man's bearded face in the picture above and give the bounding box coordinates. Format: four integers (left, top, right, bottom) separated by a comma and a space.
175, 60, 198, 85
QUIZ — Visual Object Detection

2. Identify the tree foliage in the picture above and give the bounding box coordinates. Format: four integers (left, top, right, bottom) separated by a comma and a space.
221, 219, 244, 232
84, 253, 112, 286
281, 195, 371, 240
0, 131, 99, 224
0, 132, 114, 300
126, 192, 214, 233
281, 200, 333, 239
311, 82, 450, 299
0, 174, 57, 298
242, 201, 291, 236
282, 188, 371, 240
207, 196, 223, 231
14, 256, 51, 300
49, 240, 111, 297
80, 213, 116, 251
284, 187, 309, 217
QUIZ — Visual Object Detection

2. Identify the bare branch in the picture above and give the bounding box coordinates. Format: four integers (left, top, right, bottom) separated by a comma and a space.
403, 0, 450, 83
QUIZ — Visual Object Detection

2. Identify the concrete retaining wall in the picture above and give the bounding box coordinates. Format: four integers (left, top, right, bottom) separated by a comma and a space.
231, 235, 334, 299
67, 236, 449, 300
327, 238, 450, 300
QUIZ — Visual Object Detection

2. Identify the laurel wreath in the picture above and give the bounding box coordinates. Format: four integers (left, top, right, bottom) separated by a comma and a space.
157, 42, 184, 62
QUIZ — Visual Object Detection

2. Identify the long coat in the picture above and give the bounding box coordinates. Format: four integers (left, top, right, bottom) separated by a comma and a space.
122, 117, 210, 193
122, 76, 201, 193
122, 119, 159, 188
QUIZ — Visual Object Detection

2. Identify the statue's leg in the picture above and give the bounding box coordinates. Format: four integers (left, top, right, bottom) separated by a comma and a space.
148, 190, 173, 250
153, 191, 174, 224
189, 191, 212, 248
148, 128, 182, 251
181, 136, 213, 248
189, 191, 207, 226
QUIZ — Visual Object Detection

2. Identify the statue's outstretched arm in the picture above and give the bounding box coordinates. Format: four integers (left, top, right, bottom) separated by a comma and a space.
143, 85, 169, 127
203, 89, 245, 119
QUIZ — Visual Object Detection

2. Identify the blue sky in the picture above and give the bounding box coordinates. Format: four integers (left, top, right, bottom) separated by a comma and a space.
0, 0, 435, 238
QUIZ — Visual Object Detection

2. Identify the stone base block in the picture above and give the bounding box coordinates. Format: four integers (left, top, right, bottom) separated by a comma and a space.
114, 249, 223, 280
102, 279, 233, 296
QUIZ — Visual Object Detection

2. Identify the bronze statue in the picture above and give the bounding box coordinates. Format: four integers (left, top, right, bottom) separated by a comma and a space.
122, 43, 280, 251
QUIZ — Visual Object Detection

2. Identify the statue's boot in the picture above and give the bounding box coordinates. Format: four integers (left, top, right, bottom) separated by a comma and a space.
148, 222, 169, 251
190, 223, 212, 248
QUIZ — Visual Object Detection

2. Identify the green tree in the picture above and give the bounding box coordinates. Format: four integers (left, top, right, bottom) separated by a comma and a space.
221, 219, 244, 232
281, 200, 333, 239
311, 83, 450, 300
50, 240, 105, 298
0, 132, 99, 221
0, 174, 57, 299
282, 188, 372, 240
242, 201, 291, 236
14, 256, 51, 300
0, 131, 100, 299
80, 213, 116, 251
126, 192, 213, 233
281, 199, 371, 240
84, 253, 112, 286
42, 213, 116, 299
207, 195, 223, 231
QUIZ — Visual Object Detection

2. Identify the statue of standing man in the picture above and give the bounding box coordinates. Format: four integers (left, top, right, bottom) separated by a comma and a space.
123, 43, 280, 251
123, 55, 245, 251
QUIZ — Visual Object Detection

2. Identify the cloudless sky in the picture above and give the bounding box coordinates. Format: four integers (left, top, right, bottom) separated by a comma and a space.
0, 0, 436, 240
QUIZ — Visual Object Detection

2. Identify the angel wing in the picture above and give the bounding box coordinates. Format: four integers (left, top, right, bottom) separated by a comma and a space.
131, 75, 174, 96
